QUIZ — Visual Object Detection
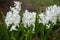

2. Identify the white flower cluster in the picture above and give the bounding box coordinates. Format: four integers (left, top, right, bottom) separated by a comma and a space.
22, 10, 36, 33
5, 1, 22, 31
22, 10, 36, 28
5, 1, 60, 31
39, 5, 60, 29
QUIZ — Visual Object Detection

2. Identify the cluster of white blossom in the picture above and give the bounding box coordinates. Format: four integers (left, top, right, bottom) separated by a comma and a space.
22, 10, 36, 33
22, 10, 36, 28
39, 5, 60, 29
5, 1, 22, 31
5, 1, 60, 31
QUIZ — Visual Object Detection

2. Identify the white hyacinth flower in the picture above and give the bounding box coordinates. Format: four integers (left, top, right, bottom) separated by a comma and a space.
5, 1, 22, 31
39, 5, 60, 29
22, 10, 36, 28
39, 13, 49, 24
46, 5, 60, 24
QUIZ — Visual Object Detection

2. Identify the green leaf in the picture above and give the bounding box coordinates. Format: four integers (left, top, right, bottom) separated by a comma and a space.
39, 23, 45, 40
44, 24, 54, 40
35, 8, 42, 36
0, 11, 5, 22
0, 24, 9, 40
15, 23, 25, 40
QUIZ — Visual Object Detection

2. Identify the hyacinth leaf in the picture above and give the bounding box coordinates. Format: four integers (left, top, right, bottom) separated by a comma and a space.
35, 8, 42, 36
39, 23, 45, 40
15, 25, 22, 40
0, 11, 5, 22
0, 24, 9, 40
15, 23, 25, 40
54, 34, 60, 39
26, 25, 33, 40
10, 31, 16, 40
44, 24, 54, 40
52, 26, 60, 37
54, 24, 60, 29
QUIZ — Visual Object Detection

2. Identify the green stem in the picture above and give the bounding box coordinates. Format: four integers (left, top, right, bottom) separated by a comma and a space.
11, 32, 13, 40
15, 23, 25, 40
0, 11, 5, 22
52, 27, 60, 37
44, 25, 54, 40
11, 31, 15, 40
30, 36, 32, 40
40, 24, 44, 40
55, 27, 60, 34
19, 35, 24, 40
25, 35, 27, 40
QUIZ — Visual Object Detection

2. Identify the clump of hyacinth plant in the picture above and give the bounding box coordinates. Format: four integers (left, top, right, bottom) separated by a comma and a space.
38, 5, 60, 40
5, 1, 22, 31
0, 1, 60, 40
